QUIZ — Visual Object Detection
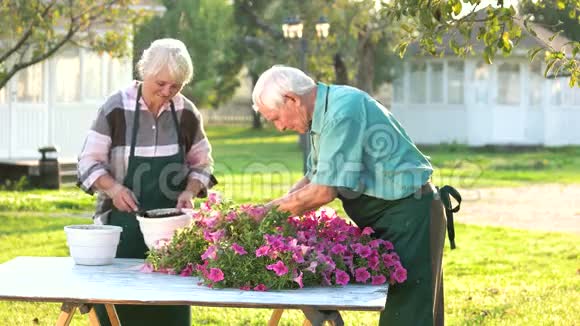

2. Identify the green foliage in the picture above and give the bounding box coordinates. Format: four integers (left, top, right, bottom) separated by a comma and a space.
386, 0, 579, 87
0, 0, 146, 90
134, 0, 243, 108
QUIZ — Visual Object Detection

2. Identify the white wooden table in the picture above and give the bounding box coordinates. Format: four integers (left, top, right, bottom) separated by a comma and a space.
0, 257, 388, 326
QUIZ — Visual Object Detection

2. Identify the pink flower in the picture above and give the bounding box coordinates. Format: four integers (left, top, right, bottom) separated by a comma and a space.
207, 192, 221, 205
266, 261, 289, 276
255, 245, 270, 257
239, 285, 251, 291
330, 243, 347, 255
154, 238, 171, 249
231, 243, 247, 255
180, 263, 194, 277
361, 227, 375, 236
335, 269, 350, 285
368, 254, 380, 270
204, 229, 225, 243
305, 261, 318, 273
293, 271, 304, 288
253, 284, 268, 291
368, 239, 382, 249
383, 240, 394, 250
354, 267, 371, 283
226, 210, 238, 221
208, 268, 224, 282
371, 275, 387, 285
292, 251, 305, 263
201, 245, 217, 260
382, 253, 398, 267
355, 245, 372, 258
393, 266, 407, 283
139, 263, 154, 273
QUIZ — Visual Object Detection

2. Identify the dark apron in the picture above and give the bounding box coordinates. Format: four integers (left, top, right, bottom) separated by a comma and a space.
339, 184, 460, 326
95, 85, 191, 326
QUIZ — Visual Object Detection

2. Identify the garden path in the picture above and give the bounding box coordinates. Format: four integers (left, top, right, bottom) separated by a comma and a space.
455, 184, 580, 234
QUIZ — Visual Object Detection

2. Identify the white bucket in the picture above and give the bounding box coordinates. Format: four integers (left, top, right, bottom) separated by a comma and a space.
64, 225, 122, 265
137, 208, 193, 250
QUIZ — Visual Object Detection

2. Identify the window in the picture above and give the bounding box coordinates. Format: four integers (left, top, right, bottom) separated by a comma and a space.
55, 47, 81, 102
498, 62, 520, 105
473, 61, 490, 105
16, 63, 43, 103
429, 63, 443, 103
84, 51, 103, 100
447, 62, 464, 104
409, 62, 426, 104
529, 60, 543, 107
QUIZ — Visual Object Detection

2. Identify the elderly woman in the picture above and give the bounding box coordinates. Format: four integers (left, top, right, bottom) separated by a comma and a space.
77, 38, 216, 325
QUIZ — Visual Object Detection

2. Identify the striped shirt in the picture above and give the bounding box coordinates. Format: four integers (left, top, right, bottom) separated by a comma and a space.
77, 81, 216, 224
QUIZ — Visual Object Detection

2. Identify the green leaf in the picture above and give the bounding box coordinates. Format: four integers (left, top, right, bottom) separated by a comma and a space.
528, 47, 544, 62
544, 59, 557, 78
549, 30, 563, 42
556, 0, 566, 10
452, 1, 462, 16
569, 74, 576, 88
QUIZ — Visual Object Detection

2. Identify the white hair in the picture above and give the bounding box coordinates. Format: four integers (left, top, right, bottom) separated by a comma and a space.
137, 38, 194, 85
252, 65, 316, 111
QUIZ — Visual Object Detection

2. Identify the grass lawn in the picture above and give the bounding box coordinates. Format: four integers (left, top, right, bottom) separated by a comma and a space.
0, 125, 579, 325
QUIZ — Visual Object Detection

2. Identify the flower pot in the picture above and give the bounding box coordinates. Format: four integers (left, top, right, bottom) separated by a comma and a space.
64, 225, 122, 265
137, 208, 193, 250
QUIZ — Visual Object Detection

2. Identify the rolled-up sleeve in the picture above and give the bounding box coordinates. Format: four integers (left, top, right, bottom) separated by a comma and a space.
77, 106, 112, 194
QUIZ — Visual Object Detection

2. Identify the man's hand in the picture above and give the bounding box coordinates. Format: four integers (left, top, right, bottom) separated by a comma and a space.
104, 183, 138, 212
176, 190, 195, 209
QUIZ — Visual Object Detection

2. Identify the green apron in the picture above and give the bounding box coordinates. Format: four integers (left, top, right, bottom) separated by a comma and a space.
340, 188, 445, 326
95, 85, 191, 326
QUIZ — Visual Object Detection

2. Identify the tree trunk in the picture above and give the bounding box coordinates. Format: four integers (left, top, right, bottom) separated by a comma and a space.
250, 71, 263, 129
355, 31, 376, 93
333, 53, 349, 85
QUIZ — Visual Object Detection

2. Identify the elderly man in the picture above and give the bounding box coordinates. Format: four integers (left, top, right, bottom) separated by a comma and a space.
252, 65, 456, 326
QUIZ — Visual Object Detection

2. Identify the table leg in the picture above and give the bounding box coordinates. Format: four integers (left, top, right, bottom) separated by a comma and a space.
268, 309, 284, 326
56, 303, 77, 326
104, 304, 121, 326
301, 308, 343, 326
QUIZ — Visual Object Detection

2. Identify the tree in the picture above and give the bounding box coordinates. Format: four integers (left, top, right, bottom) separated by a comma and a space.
233, 0, 399, 93
520, 0, 580, 41
0, 0, 146, 90
385, 0, 580, 87
134, 0, 244, 108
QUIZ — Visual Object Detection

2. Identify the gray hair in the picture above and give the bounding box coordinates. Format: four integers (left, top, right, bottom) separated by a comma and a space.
252, 65, 316, 111
137, 38, 194, 85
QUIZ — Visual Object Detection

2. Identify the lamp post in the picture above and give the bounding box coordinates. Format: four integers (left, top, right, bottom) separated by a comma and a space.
282, 16, 330, 174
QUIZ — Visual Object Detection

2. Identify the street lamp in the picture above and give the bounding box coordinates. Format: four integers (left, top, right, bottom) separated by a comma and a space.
282, 16, 330, 174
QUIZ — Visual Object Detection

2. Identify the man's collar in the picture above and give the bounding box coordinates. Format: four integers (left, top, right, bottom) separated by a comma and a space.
310, 82, 328, 134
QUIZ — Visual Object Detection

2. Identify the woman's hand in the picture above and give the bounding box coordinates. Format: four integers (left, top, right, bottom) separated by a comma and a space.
104, 183, 138, 212
176, 190, 195, 209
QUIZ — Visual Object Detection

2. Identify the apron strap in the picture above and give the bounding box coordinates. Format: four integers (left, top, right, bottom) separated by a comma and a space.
130, 85, 183, 159
437, 185, 462, 250
130, 85, 142, 160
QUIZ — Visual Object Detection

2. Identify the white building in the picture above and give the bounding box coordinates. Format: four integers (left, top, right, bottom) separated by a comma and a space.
391, 22, 580, 146
0, 47, 133, 160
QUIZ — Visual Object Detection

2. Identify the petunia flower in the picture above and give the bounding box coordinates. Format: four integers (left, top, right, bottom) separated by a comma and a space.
139, 263, 154, 273
293, 271, 304, 288
354, 267, 371, 283
330, 243, 347, 255
361, 227, 375, 236
255, 245, 270, 257
371, 275, 387, 285
335, 269, 350, 286
231, 243, 247, 255
266, 260, 289, 276
253, 284, 267, 291
208, 268, 224, 282
201, 245, 217, 260
393, 266, 407, 283
179, 263, 194, 277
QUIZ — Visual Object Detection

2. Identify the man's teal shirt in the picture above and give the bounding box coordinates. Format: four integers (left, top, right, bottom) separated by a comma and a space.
306, 82, 433, 200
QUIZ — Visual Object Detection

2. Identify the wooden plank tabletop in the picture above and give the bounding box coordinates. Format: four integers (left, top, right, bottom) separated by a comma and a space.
0, 257, 388, 311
